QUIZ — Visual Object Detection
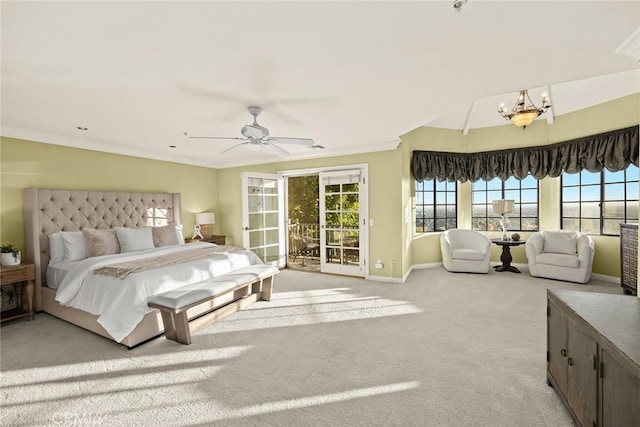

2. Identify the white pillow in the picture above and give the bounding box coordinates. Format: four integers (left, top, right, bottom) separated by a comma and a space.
48, 232, 65, 264
544, 231, 577, 255
174, 224, 185, 245
60, 231, 88, 262
115, 227, 155, 253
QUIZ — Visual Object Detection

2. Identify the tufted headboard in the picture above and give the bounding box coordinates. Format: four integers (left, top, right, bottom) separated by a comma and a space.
23, 188, 182, 310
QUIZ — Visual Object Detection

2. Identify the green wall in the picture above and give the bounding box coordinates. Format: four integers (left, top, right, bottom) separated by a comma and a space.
216, 150, 403, 279
402, 93, 640, 279
0, 138, 219, 257
1, 93, 637, 282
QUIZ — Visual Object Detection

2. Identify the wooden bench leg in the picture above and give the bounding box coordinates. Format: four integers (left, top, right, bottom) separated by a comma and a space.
173, 311, 191, 345
251, 279, 262, 296
233, 286, 249, 300
159, 311, 177, 341
261, 276, 273, 301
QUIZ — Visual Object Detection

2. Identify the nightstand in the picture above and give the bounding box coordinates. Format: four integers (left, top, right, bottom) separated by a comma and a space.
185, 235, 226, 245
1, 263, 35, 322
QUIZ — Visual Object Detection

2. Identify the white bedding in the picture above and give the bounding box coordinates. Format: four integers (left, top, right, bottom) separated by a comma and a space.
47, 261, 80, 290
54, 242, 263, 342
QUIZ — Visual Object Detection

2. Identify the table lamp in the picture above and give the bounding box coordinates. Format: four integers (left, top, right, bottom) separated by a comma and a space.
193, 212, 215, 239
492, 200, 515, 240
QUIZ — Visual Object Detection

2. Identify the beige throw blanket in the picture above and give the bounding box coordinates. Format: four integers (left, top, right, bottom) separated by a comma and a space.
93, 246, 245, 280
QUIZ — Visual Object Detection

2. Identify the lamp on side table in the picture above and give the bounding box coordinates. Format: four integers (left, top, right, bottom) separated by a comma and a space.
193, 212, 215, 240
492, 199, 515, 240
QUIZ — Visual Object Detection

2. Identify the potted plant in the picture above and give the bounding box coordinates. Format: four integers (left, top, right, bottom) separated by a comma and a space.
0, 244, 21, 266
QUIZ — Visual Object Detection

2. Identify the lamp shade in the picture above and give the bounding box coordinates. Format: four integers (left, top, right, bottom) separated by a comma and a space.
492, 200, 515, 215
195, 212, 215, 225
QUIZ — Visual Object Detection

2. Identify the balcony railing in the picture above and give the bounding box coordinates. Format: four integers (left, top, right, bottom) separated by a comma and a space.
288, 223, 320, 240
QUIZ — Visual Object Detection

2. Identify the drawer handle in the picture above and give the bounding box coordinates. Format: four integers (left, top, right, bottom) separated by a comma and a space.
567, 357, 574, 366
560, 349, 567, 357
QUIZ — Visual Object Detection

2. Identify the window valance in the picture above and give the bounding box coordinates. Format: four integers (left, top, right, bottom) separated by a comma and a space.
412, 126, 639, 183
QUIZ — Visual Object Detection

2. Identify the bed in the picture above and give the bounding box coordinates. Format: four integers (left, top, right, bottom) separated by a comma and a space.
23, 188, 263, 347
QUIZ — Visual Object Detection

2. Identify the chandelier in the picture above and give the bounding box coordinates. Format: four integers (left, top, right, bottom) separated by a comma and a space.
498, 90, 551, 129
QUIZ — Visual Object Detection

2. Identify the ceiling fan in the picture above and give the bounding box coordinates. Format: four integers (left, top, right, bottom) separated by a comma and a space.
187, 106, 319, 157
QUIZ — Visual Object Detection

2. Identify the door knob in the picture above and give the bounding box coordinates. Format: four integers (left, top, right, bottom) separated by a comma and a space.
560, 349, 567, 357
567, 357, 574, 366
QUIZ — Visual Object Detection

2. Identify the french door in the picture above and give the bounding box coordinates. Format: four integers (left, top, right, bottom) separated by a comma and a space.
319, 170, 365, 276
241, 172, 286, 268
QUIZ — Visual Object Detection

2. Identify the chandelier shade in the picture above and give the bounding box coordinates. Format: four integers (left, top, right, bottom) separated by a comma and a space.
498, 90, 551, 129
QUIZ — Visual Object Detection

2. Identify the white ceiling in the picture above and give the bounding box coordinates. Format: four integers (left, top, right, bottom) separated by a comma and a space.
2, 1, 639, 169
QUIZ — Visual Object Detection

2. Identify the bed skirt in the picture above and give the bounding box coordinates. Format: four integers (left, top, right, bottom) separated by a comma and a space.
40, 285, 235, 348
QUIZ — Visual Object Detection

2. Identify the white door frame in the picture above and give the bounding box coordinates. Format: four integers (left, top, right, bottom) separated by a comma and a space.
241, 171, 286, 268
280, 163, 369, 279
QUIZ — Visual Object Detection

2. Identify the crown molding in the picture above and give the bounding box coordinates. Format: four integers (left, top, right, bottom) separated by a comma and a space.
1, 127, 400, 170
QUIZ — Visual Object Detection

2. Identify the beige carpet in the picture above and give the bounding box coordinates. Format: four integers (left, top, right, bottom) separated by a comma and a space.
0, 266, 623, 426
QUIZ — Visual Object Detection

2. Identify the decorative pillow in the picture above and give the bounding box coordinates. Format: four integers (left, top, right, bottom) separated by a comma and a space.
48, 232, 65, 264
115, 227, 155, 253
152, 224, 179, 247
82, 228, 120, 258
544, 231, 578, 255
60, 231, 87, 262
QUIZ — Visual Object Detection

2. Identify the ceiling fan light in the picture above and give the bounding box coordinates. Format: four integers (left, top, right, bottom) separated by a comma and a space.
188, 106, 313, 156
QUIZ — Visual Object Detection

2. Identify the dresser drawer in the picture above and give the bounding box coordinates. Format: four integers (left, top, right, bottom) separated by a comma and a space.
1, 265, 35, 285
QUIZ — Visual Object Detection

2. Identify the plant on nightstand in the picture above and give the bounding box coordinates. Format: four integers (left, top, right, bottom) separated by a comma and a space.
0, 244, 21, 266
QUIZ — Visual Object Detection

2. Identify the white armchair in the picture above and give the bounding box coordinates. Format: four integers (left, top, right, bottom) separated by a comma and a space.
440, 229, 492, 273
525, 231, 595, 284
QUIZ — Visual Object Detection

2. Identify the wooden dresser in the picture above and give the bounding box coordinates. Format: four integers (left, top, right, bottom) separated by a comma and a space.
547, 290, 640, 427
620, 223, 637, 295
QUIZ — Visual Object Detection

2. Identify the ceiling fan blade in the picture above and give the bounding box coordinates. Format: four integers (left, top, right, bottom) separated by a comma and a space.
221, 141, 250, 154
263, 142, 290, 157
179, 84, 251, 105
266, 137, 315, 146
258, 103, 303, 125
188, 136, 245, 141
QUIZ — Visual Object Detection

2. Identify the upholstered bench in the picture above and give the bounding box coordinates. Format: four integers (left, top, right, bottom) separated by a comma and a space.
148, 264, 278, 345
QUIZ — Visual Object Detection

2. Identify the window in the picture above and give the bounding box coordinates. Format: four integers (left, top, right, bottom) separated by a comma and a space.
472, 175, 539, 232
146, 208, 169, 226
415, 180, 457, 233
561, 166, 639, 235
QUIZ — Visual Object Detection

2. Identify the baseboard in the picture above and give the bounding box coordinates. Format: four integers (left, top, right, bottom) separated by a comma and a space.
411, 262, 443, 270
367, 274, 405, 284
368, 262, 442, 284
372, 261, 620, 285
590, 272, 620, 284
